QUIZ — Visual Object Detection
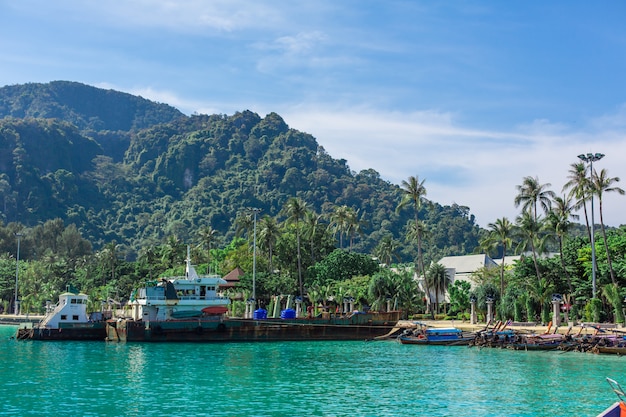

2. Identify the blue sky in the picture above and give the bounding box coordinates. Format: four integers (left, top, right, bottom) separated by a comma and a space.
2, 1, 626, 227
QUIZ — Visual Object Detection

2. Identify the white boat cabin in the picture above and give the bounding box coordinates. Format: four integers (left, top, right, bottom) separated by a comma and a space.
40, 292, 91, 328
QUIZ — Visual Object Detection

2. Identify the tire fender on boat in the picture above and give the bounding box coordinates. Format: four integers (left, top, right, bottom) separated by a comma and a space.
217, 323, 226, 332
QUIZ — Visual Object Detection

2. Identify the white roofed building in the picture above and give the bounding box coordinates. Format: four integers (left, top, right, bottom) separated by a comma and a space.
418, 254, 499, 305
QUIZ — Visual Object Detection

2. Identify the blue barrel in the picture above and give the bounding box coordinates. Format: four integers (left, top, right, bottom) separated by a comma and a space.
280, 308, 296, 319
253, 309, 267, 319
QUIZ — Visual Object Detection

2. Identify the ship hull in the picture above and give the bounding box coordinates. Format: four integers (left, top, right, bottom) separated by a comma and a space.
107, 313, 399, 342
16, 323, 107, 341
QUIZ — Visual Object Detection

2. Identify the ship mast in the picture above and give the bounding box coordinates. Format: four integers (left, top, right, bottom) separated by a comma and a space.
185, 245, 198, 280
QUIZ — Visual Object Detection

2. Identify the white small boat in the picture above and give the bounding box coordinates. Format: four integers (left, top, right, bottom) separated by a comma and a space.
16, 286, 108, 340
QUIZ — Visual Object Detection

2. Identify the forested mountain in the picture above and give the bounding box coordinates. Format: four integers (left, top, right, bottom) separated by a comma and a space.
0, 81, 185, 161
0, 81, 184, 131
0, 81, 482, 263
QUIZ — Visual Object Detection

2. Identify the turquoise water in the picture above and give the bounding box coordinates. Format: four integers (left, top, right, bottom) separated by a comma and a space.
0, 325, 623, 417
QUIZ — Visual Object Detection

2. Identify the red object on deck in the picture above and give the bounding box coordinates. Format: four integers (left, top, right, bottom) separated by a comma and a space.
202, 306, 228, 315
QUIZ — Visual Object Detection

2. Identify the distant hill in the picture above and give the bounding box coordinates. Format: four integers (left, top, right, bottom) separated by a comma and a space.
0, 81, 184, 131
0, 81, 482, 262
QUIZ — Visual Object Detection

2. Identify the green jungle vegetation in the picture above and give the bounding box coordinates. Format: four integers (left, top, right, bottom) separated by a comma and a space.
0, 81, 625, 323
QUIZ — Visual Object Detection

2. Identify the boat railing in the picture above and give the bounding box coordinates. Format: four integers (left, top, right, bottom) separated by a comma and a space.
39, 302, 64, 327
44, 301, 60, 315
138, 294, 229, 301
178, 294, 229, 301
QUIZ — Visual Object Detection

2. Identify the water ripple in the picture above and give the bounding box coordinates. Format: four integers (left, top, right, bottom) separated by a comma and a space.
1, 327, 623, 416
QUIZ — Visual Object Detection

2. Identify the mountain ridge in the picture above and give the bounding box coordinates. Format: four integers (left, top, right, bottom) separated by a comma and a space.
0, 81, 482, 262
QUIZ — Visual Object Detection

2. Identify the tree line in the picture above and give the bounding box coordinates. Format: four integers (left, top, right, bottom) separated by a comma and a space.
460, 161, 626, 324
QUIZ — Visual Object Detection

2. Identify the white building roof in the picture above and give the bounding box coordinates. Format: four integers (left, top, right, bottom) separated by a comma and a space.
493, 255, 521, 266
437, 254, 498, 273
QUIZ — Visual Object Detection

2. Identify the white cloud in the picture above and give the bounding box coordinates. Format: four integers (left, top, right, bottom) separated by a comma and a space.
590, 103, 626, 131
280, 104, 626, 228
94, 83, 224, 116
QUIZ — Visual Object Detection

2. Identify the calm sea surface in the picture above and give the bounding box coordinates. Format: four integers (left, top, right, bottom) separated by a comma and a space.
0, 325, 623, 417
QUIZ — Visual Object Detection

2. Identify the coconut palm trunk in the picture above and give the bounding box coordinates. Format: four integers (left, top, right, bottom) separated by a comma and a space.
396, 175, 431, 315
593, 168, 625, 286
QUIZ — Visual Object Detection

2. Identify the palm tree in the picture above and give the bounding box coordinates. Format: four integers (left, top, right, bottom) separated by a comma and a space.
374, 235, 400, 267
546, 195, 578, 295
138, 246, 158, 281
330, 285, 349, 314
306, 286, 322, 315
603, 283, 625, 324
283, 197, 307, 299
514, 176, 556, 221
161, 235, 184, 269
346, 208, 364, 251
235, 211, 254, 240
100, 241, 119, 286
391, 268, 422, 313
425, 263, 450, 314
515, 211, 546, 281
487, 217, 514, 301
592, 168, 625, 286
368, 271, 394, 312
396, 175, 429, 308
526, 276, 554, 324
329, 205, 351, 249
303, 209, 323, 261
258, 215, 279, 276
406, 219, 431, 312
477, 233, 498, 258
563, 162, 592, 242
198, 225, 218, 274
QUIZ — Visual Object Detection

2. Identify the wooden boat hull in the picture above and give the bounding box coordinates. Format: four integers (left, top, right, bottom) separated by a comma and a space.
507, 342, 563, 351
593, 346, 626, 355
398, 335, 474, 346
106, 313, 399, 342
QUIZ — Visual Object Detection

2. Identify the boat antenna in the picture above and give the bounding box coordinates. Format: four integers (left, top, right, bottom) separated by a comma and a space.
186, 245, 191, 280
